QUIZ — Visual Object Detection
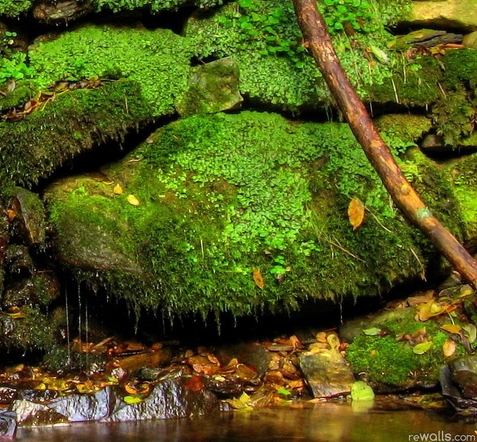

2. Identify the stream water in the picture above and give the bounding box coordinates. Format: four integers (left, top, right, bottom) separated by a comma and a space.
14, 403, 477, 442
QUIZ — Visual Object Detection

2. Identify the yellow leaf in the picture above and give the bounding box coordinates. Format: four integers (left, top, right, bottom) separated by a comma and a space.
127, 194, 140, 206
113, 184, 123, 195
416, 300, 446, 321
413, 341, 433, 355
252, 267, 265, 289
124, 395, 143, 405
348, 198, 365, 231
440, 324, 462, 334
443, 339, 456, 358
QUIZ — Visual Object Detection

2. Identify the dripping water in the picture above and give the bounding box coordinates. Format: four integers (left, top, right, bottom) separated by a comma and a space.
65, 282, 71, 365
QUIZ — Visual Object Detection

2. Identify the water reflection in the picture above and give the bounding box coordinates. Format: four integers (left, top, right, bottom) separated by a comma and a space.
15, 403, 477, 442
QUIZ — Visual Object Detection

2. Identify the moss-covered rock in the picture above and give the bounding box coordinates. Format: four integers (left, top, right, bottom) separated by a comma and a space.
28, 24, 193, 117
345, 307, 467, 390
45, 111, 450, 319
185, 0, 440, 110
0, 80, 152, 190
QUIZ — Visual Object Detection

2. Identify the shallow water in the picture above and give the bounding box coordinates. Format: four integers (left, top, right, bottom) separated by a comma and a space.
15, 403, 477, 442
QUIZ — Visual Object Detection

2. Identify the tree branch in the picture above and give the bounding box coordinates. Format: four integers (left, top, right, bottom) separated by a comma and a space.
292, 0, 477, 289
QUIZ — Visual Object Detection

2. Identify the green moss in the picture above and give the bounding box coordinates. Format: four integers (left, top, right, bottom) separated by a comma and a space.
0, 0, 32, 17
28, 25, 193, 117
0, 80, 151, 190
446, 154, 477, 244
0, 307, 54, 351
431, 86, 476, 146
347, 313, 465, 387
187, 0, 436, 110
93, 0, 223, 13
442, 49, 477, 90
47, 111, 437, 318
346, 332, 450, 387
365, 54, 442, 106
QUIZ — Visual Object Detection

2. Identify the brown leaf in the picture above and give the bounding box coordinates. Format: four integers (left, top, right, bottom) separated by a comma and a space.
253, 267, 265, 289
348, 198, 365, 230
182, 375, 205, 392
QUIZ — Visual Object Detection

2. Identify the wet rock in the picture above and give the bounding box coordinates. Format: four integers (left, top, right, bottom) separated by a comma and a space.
448, 355, 477, 399
5, 245, 33, 275
105, 375, 221, 422
2, 271, 60, 310
0, 409, 17, 438
216, 342, 271, 378
176, 57, 243, 117
12, 387, 113, 424
440, 364, 477, 412
8, 187, 46, 246
299, 350, 355, 398
49, 386, 114, 422
32, 0, 93, 23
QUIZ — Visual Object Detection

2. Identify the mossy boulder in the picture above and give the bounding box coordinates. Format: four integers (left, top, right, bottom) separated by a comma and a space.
45, 111, 455, 319
345, 306, 468, 390
186, 0, 439, 111
28, 24, 193, 117
0, 80, 152, 190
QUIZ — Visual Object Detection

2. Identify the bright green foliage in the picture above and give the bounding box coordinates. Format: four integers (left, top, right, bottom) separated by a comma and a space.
93, 0, 223, 13
47, 112, 434, 318
187, 0, 429, 109
0, 53, 31, 84
0, 80, 152, 189
0, 0, 32, 16
319, 0, 376, 35
28, 25, 193, 116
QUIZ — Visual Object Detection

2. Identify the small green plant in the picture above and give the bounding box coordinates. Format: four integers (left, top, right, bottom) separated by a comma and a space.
319, 0, 377, 35
0, 53, 32, 83
220, 0, 307, 68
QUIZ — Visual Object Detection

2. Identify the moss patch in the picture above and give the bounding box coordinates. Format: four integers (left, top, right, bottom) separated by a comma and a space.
0, 80, 151, 189
28, 25, 193, 117
46, 111, 440, 318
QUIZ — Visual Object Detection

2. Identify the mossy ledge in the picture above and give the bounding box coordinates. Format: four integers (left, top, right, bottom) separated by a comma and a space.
45, 111, 451, 319
0, 80, 152, 189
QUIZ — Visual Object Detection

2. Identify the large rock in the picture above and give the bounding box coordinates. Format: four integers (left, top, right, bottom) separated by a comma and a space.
45, 111, 449, 318
408, 0, 477, 30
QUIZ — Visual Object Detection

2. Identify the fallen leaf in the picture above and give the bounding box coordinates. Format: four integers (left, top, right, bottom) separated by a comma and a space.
413, 341, 433, 355
363, 327, 381, 336
416, 300, 446, 321
348, 198, 365, 230
113, 184, 123, 195
463, 324, 477, 344
252, 267, 265, 289
407, 290, 434, 307
351, 381, 375, 401
124, 395, 143, 404
443, 339, 456, 358
127, 194, 140, 206
440, 324, 462, 334
182, 375, 205, 392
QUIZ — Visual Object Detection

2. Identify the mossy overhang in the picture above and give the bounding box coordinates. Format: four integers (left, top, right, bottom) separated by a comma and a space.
44, 111, 452, 318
